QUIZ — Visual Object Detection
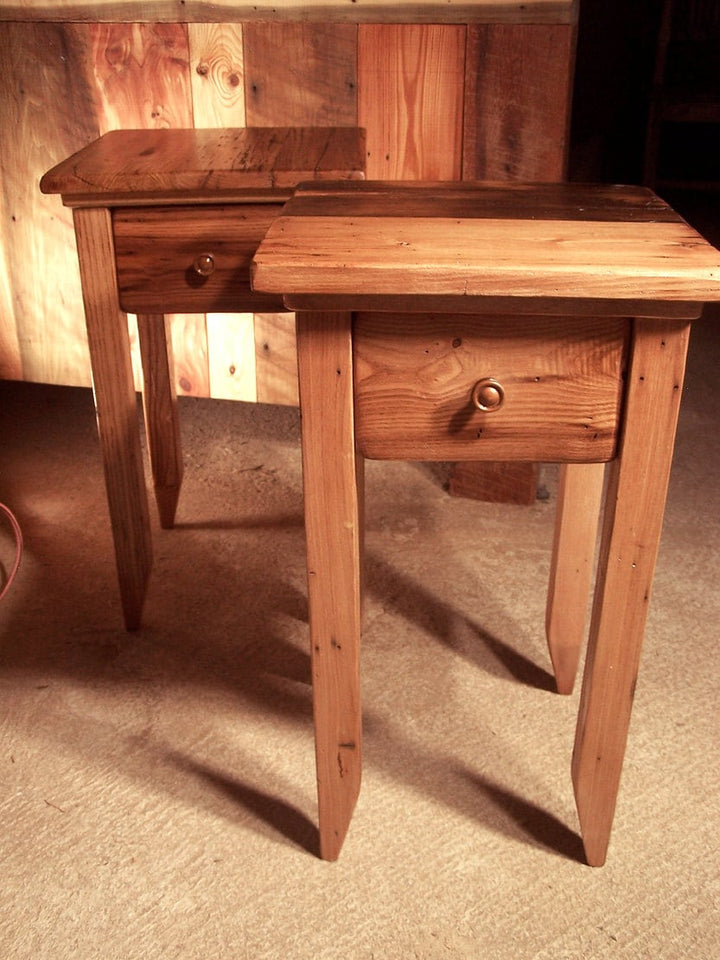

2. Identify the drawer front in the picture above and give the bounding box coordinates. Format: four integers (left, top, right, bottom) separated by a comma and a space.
353, 313, 628, 462
113, 204, 285, 313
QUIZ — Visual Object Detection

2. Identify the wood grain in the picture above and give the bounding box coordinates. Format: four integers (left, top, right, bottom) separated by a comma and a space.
0, 0, 579, 25
206, 311, 257, 401
463, 23, 574, 179
113, 203, 285, 314
188, 23, 246, 127
252, 183, 720, 306
572, 319, 692, 866
254, 313, 300, 407
85, 23, 193, 131
0, 22, 98, 386
459, 21, 575, 500
188, 23, 247, 403
136, 312, 184, 527
358, 24, 465, 179
353, 313, 626, 462
73, 205, 152, 629
243, 23, 358, 126
545, 461, 606, 694
83, 23, 207, 396
296, 309, 363, 861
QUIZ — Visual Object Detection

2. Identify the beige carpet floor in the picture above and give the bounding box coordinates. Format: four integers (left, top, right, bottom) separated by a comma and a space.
1, 310, 719, 958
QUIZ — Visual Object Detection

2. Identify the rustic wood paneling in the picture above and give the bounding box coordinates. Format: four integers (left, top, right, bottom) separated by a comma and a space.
243, 22, 358, 126
254, 312, 300, 406
0, 1, 579, 25
85, 23, 193, 130
463, 23, 575, 180
358, 24, 466, 179
188, 23, 246, 127
0, 14, 576, 439
0, 22, 98, 386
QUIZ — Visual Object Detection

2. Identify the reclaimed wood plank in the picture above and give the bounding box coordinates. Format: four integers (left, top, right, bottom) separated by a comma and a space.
0, 0, 579, 26
243, 22, 358, 126
254, 312, 300, 407
0, 22, 98, 387
358, 24, 466, 179
189, 22, 246, 127
463, 23, 575, 180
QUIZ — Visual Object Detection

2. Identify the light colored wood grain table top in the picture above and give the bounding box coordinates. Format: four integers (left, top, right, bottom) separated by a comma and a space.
0, 0, 578, 24
40, 128, 366, 205
251, 181, 720, 313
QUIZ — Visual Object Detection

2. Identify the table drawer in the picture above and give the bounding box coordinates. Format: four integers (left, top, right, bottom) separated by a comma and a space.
353, 313, 629, 462
113, 204, 286, 313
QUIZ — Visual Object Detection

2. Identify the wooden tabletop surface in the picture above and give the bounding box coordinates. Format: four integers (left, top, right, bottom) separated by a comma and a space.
251, 181, 720, 308
40, 128, 366, 202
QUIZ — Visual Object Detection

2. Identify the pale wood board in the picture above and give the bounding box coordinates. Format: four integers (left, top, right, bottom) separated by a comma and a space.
206, 312, 257, 401
254, 312, 300, 407
0, 22, 97, 386
188, 23, 251, 401
188, 23, 246, 127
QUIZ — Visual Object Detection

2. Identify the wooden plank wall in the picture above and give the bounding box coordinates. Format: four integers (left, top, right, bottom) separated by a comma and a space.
0, 21, 575, 406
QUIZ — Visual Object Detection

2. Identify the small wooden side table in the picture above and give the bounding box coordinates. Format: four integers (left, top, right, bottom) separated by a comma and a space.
40, 127, 365, 629
251, 180, 720, 865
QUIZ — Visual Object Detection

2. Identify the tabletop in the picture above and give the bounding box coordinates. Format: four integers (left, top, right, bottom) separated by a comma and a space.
40, 128, 366, 204
251, 180, 720, 310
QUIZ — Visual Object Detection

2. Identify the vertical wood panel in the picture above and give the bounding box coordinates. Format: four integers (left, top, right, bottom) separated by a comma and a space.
243, 23, 358, 126
85, 23, 193, 130
254, 312, 300, 406
463, 23, 574, 180
206, 312, 257, 401
0, 189, 23, 380
188, 23, 253, 401
0, 22, 99, 386
189, 23, 246, 126
358, 24, 466, 179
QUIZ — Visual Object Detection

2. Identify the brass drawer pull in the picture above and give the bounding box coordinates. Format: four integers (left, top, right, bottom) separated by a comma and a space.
471, 378, 505, 412
192, 252, 216, 277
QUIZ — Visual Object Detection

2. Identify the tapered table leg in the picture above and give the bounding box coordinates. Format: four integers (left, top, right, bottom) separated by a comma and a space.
546, 462, 606, 694
73, 207, 152, 630
137, 313, 183, 529
296, 310, 363, 861
573, 318, 691, 866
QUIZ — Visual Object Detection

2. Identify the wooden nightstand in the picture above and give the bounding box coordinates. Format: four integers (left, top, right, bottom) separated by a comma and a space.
252, 179, 720, 864
41, 127, 365, 629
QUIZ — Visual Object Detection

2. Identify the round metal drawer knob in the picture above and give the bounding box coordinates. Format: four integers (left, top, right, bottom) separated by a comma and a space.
192, 253, 216, 277
471, 378, 505, 412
